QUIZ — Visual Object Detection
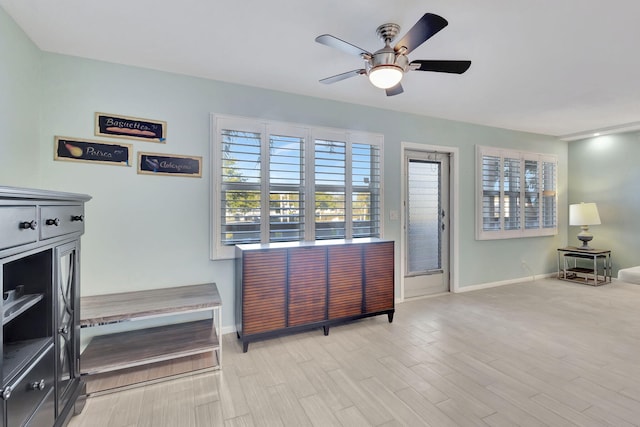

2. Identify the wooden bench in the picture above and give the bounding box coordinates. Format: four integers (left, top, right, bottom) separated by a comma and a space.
80, 283, 222, 395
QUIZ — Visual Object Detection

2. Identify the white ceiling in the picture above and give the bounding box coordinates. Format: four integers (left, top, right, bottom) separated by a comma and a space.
3, 0, 640, 137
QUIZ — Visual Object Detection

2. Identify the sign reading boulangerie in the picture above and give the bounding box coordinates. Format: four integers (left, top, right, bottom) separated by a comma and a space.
54, 136, 132, 166
138, 152, 202, 178
95, 112, 167, 142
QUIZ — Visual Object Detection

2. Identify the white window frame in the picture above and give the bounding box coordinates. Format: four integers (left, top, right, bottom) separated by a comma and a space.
476, 145, 557, 240
210, 114, 384, 259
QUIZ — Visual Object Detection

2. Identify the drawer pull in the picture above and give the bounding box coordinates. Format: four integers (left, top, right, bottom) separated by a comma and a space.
46, 218, 61, 226
19, 220, 38, 230
71, 215, 84, 222
30, 380, 46, 391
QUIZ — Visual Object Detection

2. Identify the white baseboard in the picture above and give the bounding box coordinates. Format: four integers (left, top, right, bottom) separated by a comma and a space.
395, 273, 555, 303
221, 325, 237, 336
454, 272, 555, 293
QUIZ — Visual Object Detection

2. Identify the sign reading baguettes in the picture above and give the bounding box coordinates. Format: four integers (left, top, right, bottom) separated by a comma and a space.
54, 136, 132, 166
95, 112, 167, 142
137, 152, 202, 178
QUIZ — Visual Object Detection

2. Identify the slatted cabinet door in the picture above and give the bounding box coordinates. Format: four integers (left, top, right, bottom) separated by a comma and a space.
288, 247, 327, 327
328, 244, 363, 320
364, 241, 395, 314
242, 249, 287, 335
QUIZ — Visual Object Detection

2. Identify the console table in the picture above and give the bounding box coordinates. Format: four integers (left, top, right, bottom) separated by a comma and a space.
80, 283, 221, 395
557, 247, 611, 286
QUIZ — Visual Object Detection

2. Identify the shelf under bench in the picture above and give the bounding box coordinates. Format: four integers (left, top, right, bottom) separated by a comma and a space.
80, 319, 219, 375
83, 353, 215, 395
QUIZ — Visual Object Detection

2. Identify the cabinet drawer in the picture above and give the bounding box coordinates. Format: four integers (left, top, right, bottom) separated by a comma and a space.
39, 205, 84, 240
5, 344, 55, 427
0, 206, 38, 251
24, 388, 54, 427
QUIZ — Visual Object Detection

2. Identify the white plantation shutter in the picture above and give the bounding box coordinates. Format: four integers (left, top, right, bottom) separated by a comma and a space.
352, 143, 381, 238
407, 160, 441, 273
269, 133, 305, 242
481, 154, 501, 231
503, 156, 521, 231
220, 129, 262, 245
476, 146, 557, 240
542, 161, 557, 228
524, 159, 539, 229
314, 139, 346, 239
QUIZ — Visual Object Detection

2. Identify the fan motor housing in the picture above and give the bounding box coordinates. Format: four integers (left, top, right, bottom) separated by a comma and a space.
369, 47, 408, 72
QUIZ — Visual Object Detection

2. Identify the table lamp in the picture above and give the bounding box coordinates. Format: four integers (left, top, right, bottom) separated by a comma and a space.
569, 202, 601, 249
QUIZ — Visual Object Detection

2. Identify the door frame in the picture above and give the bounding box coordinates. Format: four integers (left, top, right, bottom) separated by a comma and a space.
400, 142, 459, 300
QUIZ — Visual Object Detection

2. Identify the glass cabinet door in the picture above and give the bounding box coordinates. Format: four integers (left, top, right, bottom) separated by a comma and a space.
54, 241, 79, 414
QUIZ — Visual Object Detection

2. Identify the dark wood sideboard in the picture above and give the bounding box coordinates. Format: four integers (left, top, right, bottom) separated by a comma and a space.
235, 238, 394, 352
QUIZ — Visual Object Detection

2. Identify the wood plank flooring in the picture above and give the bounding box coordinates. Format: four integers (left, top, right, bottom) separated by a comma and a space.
69, 278, 640, 426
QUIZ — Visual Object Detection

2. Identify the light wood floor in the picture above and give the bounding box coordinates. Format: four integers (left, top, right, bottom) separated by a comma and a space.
69, 278, 640, 426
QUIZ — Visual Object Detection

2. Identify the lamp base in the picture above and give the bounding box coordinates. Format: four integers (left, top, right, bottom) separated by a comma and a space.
577, 233, 593, 250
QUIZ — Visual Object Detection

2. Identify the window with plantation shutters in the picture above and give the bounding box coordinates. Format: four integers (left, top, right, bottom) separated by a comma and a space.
476, 146, 557, 240
211, 115, 384, 259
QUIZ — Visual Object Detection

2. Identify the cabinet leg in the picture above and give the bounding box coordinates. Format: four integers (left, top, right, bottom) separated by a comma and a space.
323, 325, 330, 336
242, 341, 249, 353
236, 331, 241, 339
388, 311, 394, 323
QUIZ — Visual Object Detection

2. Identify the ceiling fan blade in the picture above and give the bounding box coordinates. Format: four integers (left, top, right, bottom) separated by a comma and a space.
319, 69, 366, 84
410, 60, 471, 74
315, 34, 372, 57
394, 13, 448, 55
386, 83, 404, 96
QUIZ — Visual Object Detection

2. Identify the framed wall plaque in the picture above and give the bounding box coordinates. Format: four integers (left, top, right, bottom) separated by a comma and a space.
137, 152, 202, 178
95, 112, 167, 142
54, 136, 132, 166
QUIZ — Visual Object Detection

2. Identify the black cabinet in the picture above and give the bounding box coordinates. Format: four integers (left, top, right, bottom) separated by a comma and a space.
0, 187, 90, 427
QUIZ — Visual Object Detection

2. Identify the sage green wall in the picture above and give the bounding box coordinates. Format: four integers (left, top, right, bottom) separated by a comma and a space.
2, 5, 569, 330
0, 7, 41, 186
37, 53, 567, 330
568, 132, 640, 275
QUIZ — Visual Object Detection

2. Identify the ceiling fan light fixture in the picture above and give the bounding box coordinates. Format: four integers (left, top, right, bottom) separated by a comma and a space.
368, 65, 403, 89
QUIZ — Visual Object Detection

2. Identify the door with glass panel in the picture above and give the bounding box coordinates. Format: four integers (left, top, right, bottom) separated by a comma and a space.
404, 151, 450, 298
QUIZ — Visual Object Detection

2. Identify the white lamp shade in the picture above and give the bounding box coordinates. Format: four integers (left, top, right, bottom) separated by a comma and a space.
569, 202, 601, 226
368, 65, 403, 89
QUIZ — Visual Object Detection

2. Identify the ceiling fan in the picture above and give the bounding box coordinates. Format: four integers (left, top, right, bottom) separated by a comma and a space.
315, 13, 471, 96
